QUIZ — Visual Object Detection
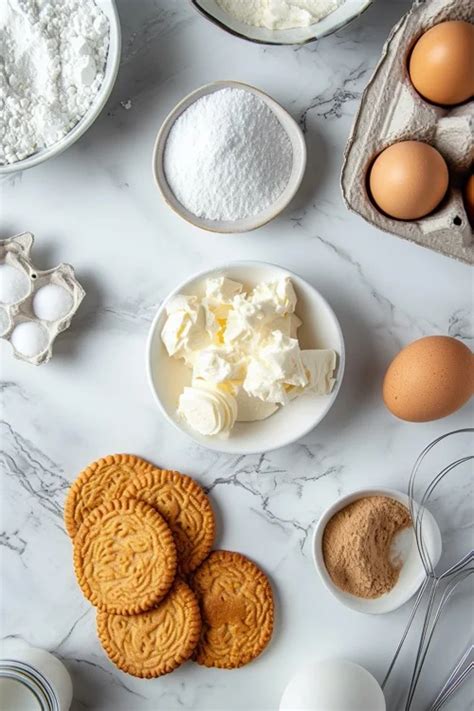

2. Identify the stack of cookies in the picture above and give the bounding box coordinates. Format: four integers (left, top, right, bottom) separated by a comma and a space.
64, 454, 274, 677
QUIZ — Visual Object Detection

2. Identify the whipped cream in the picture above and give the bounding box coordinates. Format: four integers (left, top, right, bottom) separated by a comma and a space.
178, 383, 237, 437
161, 276, 337, 437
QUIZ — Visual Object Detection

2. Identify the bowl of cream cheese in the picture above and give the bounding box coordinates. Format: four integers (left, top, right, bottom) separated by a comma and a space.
190, 0, 373, 46
147, 261, 345, 454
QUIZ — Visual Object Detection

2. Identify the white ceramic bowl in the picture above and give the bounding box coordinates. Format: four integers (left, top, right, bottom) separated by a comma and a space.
0, 0, 121, 175
312, 488, 442, 614
190, 0, 373, 46
152, 81, 307, 233
147, 261, 344, 454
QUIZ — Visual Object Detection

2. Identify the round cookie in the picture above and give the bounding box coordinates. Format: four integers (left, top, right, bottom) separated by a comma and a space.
64, 453, 156, 538
191, 550, 274, 669
124, 469, 215, 575
97, 579, 201, 678
73, 498, 177, 614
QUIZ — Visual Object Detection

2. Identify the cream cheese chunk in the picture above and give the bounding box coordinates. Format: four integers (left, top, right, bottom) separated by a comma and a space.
301, 349, 337, 395
161, 294, 213, 362
161, 275, 338, 437
235, 388, 279, 422
244, 331, 308, 404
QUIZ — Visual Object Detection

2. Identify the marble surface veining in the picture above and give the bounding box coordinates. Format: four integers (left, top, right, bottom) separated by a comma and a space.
1, 1, 473, 710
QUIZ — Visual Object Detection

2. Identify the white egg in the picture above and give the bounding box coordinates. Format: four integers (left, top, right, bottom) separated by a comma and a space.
0, 263, 30, 305
280, 660, 386, 711
33, 283, 73, 322
11, 321, 49, 357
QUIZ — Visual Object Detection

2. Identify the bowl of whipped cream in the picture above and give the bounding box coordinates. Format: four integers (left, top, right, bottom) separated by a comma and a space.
147, 261, 345, 454
0, 0, 121, 173
190, 0, 373, 46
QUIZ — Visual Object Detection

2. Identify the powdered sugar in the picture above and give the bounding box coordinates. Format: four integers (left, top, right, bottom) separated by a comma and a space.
163, 88, 293, 222
216, 0, 343, 30
0, 0, 109, 165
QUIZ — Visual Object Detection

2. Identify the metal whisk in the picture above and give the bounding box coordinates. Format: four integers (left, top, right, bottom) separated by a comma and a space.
382, 429, 474, 711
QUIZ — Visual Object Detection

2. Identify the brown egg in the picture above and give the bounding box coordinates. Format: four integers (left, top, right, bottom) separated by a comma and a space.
383, 336, 473, 422
409, 20, 474, 106
369, 141, 449, 220
464, 174, 474, 226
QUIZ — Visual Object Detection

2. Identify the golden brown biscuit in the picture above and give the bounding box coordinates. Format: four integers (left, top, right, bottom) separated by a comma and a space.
97, 579, 201, 678
73, 498, 177, 614
64, 453, 155, 538
124, 469, 215, 575
191, 550, 274, 668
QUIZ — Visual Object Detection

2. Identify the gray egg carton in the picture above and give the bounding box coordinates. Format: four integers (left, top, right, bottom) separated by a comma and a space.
341, 0, 474, 265
0, 232, 85, 365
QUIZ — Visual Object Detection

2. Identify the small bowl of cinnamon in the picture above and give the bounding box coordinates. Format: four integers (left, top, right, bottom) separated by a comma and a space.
312, 488, 442, 615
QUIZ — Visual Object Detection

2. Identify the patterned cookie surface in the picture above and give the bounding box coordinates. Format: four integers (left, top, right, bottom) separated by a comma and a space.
64, 454, 154, 538
74, 498, 177, 614
124, 469, 215, 575
97, 579, 201, 678
191, 550, 274, 669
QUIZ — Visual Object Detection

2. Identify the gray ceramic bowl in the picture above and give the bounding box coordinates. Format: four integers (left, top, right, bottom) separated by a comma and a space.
152, 80, 306, 233
190, 0, 373, 46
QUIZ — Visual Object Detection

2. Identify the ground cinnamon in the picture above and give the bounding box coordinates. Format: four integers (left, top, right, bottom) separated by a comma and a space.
322, 495, 412, 599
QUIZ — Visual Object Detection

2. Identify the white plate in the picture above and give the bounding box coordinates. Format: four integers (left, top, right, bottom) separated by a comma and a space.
146, 261, 345, 454
312, 488, 442, 614
152, 81, 307, 233
0, 0, 121, 174
191, 0, 373, 46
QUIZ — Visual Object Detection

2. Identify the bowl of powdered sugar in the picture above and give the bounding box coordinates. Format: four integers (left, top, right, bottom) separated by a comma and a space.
152, 81, 306, 233
0, 0, 121, 173
191, 0, 373, 46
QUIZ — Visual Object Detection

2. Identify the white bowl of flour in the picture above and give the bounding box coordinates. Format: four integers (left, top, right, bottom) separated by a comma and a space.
191, 0, 373, 46
0, 0, 121, 174
152, 81, 307, 233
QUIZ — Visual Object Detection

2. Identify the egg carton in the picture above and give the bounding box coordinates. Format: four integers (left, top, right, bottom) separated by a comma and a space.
341, 0, 474, 265
0, 233, 85, 365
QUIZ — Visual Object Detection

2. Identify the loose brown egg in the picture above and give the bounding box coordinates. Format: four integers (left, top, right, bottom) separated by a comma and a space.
383, 336, 473, 422
409, 20, 474, 106
369, 141, 449, 220
464, 174, 474, 226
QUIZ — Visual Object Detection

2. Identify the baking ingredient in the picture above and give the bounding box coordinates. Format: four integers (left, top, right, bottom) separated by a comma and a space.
383, 336, 473, 422
178, 384, 238, 437
0, 0, 110, 165
323, 496, 411, 599
0, 263, 30, 304
33, 284, 74, 322
216, 0, 342, 30
164, 88, 293, 221
409, 20, 474, 106
161, 276, 337, 437
0, 642, 73, 711
464, 174, 474, 226
10, 321, 49, 357
369, 141, 449, 220
279, 659, 386, 711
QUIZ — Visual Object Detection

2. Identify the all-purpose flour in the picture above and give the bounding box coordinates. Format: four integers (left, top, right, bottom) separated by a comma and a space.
0, 0, 110, 165
164, 88, 293, 222
216, 0, 342, 30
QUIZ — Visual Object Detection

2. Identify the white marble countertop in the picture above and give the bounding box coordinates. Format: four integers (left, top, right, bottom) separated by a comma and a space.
1, 1, 473, 710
